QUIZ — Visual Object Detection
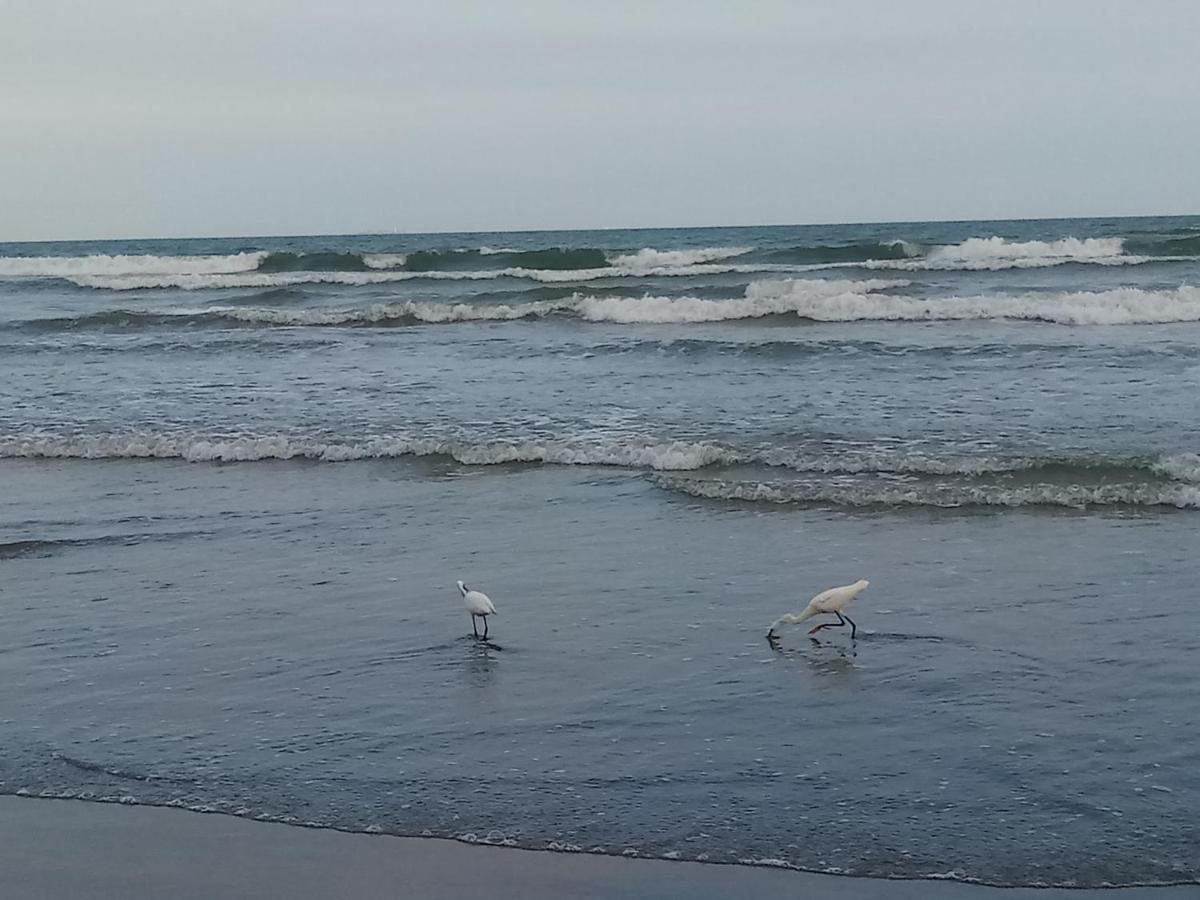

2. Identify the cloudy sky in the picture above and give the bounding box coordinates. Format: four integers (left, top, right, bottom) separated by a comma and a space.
3, 1, 1197, 240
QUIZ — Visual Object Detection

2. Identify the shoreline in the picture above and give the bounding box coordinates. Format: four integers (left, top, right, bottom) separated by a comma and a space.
2, 796, 1195, 899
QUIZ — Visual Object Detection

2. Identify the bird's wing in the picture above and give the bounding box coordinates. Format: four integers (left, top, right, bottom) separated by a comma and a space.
807, 589, 837, 612
466, 591, 496, 615
811, 583, 859, 612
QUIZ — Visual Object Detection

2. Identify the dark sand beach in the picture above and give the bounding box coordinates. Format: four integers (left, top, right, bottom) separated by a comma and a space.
2, 797, 1195, 900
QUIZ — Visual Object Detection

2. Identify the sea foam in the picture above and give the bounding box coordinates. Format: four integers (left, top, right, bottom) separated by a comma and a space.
743, 282, 1200, 325
654, 475, 1200, 510
0, 252, 266, 278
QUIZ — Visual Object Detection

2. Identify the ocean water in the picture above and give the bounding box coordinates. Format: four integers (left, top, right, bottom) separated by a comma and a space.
1, 217, 1199, 887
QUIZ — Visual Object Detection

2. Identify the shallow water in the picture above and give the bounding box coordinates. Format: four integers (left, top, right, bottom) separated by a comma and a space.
2, 218, 1199, 886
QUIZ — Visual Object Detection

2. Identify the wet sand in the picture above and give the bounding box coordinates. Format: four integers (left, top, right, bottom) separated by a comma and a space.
1, 796, 1193, 899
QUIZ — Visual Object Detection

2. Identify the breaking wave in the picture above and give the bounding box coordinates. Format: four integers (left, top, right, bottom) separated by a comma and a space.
743, 282, 1200, 325
13, 281, 1200, 330
0, 245, 763, 289
0, 252, 265, 277
0, 431, 735, 470
363, 252, 409, 269
915, 236, 1129, 270
6, 279, 906, 330
609, 247, 752, 268
856, 235, 1198, 271
4, 232, 1197, 290
758, 240, 917, 265
10, 301, 570, 331
55, 261, 788, 291
2, 428, 1196, 498
572, 279, 904, 323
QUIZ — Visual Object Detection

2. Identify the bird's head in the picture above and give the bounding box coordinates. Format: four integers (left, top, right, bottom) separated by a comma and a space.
455, 580, 466, 595
857, 579, 870, 589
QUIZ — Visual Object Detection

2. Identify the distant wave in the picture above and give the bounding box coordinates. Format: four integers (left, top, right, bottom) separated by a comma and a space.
859, 235, 1198, 271
6, 278, 902, 330
0, 531, 203, 559
0, 252, 265, 277
758, 240, 918, 265
12, 301, 569, 331
571, 278, 905, 323
0, 537, 93, 559
363, 252, 409, 269
403, 247, 611, 272
377, 245, 751, 273
3, 234, 1196, 288
910, 236, 1128, 270
1126, 234, 1200, 257
0, 244, 759, 289
743, 282, 1200, 325
12, 281, 1200, 331
56, 260, 784, 291
609, 247, 752, 268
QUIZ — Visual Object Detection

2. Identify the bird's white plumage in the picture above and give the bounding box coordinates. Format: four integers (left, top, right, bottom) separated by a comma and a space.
806, 580, 869, 615
457, 580, 496, 616
768, 579, 869, 636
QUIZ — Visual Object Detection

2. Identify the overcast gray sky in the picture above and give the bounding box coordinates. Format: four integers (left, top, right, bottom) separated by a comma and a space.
3, 1, 1197, 241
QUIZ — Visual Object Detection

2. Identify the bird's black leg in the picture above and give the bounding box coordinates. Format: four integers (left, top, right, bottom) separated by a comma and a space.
471, 615, 479, 638
483, 616, 489, 640
842, 614, 857, 639
812, 614, 849, 636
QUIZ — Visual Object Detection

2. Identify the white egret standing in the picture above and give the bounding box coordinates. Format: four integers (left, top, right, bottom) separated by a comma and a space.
456, 580, 497, 639
767, 579, 869, 641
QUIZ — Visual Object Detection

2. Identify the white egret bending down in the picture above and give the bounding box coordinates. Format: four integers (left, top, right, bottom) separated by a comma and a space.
457, 580, 497, 639
767, 579, 869, 641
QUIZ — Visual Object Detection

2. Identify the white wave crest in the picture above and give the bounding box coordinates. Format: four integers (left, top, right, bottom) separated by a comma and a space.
0, 252, 266, 278
866, 236, 1135, 271
0, 431, 740, 470
887, 239, 924, 258
362, 253, 408, 269
63, 255, 816, 290
526, 261, 792, 283
932, 236, 1126, 265
31, 280, 1200, 327
204, 299, 570, 325
1152, 453, 1200, 483
61, 260, 800, 291
609, 246, 752, 269
86, 278, 903, 325
742, 282, 1200, 325
67, 270, 433, 290
576, 279, 905, 323
655, 475, 1200, 509
62, 280, 1200, 327
5, 433, 1197, 517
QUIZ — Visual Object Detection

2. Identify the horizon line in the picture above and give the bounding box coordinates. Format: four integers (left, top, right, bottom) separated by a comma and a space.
3, 211, 1197, 246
